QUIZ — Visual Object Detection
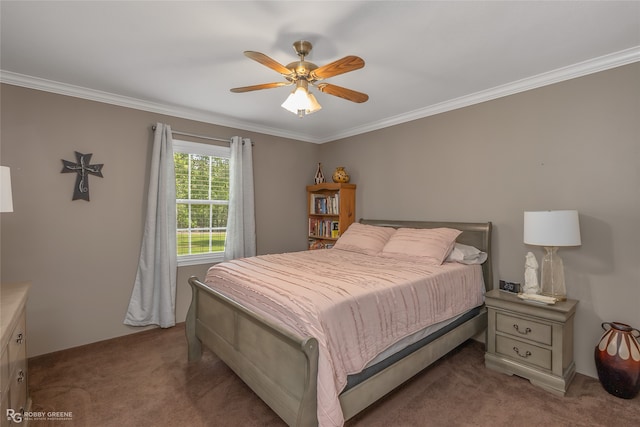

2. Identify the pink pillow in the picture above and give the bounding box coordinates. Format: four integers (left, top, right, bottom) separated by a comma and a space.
381, 227, 462, 265
333, 223, 396, 255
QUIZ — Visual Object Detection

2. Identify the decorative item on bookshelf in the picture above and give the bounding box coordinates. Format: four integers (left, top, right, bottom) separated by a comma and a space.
595, 321, 640, 399
314, 163, 325, 184
332, 166, 350, 183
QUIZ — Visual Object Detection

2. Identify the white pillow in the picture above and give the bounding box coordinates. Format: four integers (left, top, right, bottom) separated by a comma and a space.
333, 223, 396, 255
446, 243, 488, 265
380, 227, 462, 265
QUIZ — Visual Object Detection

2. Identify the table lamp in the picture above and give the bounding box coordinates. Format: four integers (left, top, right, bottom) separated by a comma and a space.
523, 210, 581, 300
1, 166, 13, 213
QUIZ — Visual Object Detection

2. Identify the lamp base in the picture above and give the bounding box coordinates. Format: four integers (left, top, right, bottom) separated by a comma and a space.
540, 246, 567, 301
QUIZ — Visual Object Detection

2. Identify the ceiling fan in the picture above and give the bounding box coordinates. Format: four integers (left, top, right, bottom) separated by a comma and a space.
230, 40, 368, 117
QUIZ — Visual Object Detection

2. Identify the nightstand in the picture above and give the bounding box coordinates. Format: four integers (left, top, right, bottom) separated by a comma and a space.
484, 289, 578, 396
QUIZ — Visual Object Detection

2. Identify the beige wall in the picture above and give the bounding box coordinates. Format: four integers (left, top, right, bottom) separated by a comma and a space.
0, 84, 318, 356
319, 63, 640, 378
1, 62, 638, 379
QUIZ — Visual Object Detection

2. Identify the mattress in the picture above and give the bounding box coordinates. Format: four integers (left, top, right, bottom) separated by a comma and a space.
345, 305, 483, 390
203, 248, 485, 427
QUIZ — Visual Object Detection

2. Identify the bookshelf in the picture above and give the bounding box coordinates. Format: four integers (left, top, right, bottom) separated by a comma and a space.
306, 182, 356, 249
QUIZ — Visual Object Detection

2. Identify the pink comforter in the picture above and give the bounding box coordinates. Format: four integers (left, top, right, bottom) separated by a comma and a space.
204, 248, 484, 427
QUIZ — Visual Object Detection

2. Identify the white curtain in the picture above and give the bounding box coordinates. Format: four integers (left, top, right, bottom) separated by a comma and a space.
124, 123, 177, 328
224, 136, 256, 260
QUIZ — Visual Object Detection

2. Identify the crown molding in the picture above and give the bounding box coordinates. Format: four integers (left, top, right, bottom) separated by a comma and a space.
2, 46, 638, 144
323, 46, 640, 143
0, 71, 316, 143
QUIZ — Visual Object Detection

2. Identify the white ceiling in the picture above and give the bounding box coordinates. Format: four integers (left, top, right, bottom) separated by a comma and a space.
1, 1, 639, 143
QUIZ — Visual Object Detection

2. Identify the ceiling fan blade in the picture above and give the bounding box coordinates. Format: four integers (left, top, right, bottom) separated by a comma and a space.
311, 56, 365, 80
244, 51, 293, 76
316, 83, 369, 103
230, 82, 292, 93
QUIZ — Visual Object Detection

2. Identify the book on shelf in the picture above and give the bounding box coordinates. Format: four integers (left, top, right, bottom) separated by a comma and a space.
307, 238, 336, 250
310, 193, 340, 215
308, 218, 339, 239
308, 239, 325, 250
331, 221, 340, 238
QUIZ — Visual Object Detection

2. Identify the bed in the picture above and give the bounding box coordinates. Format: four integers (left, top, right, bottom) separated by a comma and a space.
186, 219, 493, 426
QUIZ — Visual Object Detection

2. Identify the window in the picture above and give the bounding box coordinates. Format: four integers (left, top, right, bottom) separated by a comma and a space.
173, 140, 230, 266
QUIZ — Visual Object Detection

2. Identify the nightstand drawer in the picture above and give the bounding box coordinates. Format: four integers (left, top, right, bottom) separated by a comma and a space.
496, 335, 552, 370
496, 312, 551, 345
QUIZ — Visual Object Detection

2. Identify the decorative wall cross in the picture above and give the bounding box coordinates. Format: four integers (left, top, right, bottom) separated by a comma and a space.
61, 152, 104, 201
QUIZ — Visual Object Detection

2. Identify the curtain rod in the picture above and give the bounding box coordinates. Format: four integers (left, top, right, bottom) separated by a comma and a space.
151, 125, 231, 144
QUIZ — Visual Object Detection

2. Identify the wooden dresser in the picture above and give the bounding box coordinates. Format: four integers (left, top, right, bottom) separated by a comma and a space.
1, 282, 31, 426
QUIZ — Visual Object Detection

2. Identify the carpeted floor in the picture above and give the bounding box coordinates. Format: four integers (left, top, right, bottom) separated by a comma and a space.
28, 323, 639, 426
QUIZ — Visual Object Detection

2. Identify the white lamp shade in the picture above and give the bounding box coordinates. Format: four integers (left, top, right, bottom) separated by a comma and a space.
306, 92, 322, 113
524, 210, 581, 246
281, 86, 322, 115
1, 166, 13, 213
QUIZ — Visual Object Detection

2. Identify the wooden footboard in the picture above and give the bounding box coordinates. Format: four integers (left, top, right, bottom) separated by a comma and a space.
186, 220, 493, 426
187, 276, 319, 426
339, 307, 486, 420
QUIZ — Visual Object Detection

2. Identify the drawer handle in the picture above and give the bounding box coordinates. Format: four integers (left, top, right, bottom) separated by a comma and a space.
513, 346, 532, 358
15, 332, 24, 344
17, 370, 25, 383
513, 324, 532, 335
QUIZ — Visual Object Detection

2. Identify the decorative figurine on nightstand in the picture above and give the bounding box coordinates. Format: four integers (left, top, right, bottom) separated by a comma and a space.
314, 163, 325, 184
518, 252, 557, 304
523, 252, 540, 294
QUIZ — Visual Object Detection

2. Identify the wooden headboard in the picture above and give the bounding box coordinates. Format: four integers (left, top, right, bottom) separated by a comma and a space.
359, 219, 493, 291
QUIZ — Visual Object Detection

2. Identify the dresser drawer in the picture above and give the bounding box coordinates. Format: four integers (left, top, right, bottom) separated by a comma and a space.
1, 282, 31, 424
496, 312, 551, 345
496, 335, 552, 370
1, 345, 8, 395
8, 313, 26, 381
9, 359, 27, 414
1, 390, 9, 427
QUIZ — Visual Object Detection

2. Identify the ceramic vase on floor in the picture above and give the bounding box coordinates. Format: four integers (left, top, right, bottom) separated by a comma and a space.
594, 321, 640, 399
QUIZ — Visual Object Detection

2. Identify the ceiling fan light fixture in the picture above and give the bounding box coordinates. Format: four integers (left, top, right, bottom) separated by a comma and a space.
233, 40, 366, 116
307, 92, 321, 112
281, 83, 322, 117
